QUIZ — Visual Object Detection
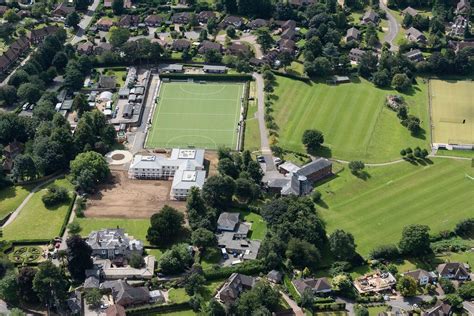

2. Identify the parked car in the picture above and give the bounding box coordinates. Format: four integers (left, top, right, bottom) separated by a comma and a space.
257, 155, 265, 163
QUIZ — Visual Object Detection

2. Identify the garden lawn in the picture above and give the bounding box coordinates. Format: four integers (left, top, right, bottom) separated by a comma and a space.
437, 149, 474, 158
317, 158, 474, 256
3, 178, 74, 241
77, 217, 150, 244
0, 185, 32, 220
241, 210, 267, 240
272, 76, 430, 162
168, 288, 190, 304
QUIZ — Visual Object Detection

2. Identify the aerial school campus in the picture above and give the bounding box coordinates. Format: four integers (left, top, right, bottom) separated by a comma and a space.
0, 0, 473, 314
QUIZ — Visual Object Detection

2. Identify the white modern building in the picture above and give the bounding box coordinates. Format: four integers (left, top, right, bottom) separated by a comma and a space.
128, 148, 206, 200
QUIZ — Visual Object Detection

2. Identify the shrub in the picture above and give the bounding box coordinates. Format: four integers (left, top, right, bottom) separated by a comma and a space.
129, 253, 145, 269
369, 244, 400, 260
311, 190, 322, 203
41, 186, 69, 207
454, 218, 474, 238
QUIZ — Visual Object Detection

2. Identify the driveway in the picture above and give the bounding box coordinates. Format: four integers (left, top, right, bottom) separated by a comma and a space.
70, 0, 101, 45
279, 291, 304, 316
379, 0, 400, 51
216, 34, 263, 58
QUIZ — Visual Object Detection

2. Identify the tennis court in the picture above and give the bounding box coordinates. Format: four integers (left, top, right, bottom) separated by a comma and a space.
430, 80, 474, 146
146, 81, 245, 149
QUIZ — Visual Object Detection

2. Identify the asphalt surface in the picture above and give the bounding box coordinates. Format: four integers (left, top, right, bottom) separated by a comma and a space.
380, 0, 400, 51
70, 0, 101, 45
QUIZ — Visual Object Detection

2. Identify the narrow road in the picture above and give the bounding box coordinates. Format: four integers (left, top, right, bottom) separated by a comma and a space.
2, 174, 63, 227
279, 291, 304, 316
379, 0, 400, 51
71, 0, 101, 45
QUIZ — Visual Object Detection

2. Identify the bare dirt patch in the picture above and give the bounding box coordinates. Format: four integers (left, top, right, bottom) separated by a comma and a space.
85, 170, 185, 219
112, 153, 125, 160
205, 151, 219, 177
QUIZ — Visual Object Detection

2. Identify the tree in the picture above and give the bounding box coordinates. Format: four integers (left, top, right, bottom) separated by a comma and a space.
204, 299, 226, 316
12, 154, 36, 181
129, 253, 145, 269
109, 27, 130, 47
72, 93, 89, 117
10, 308, 26, 316
372, 69, 391, 87
42, 185, 69, 207
184, 271, 206, 295
300, 288, 314, 309
458, 282, 474, 300
204, 49, 222, 63
236, 282, 281, 315
33, 261, 69, 306
147, 205, 184, 247
285, 238, 321, 270
348, 160, 365, 175
67, 235, 93, 282
369, 244, 400, 260
397, 275, 417, 297
158, 244, 193, 275
191, 228, 217, 249
332, 274, 355, 298
444, 294, 463, 309
302, 129, 324, 151
399, 224, 431, 256
84, 288, 102, 307
199, 29, 208, 42
65, 11, 80, 28
64, 64, 84, 91
354, 304, 369, 316
75, 0, 89, 10
278, 50, 293, 70
0, 85, 17, 106
454, 218, 474, 238
4, 9, 19, 23
226, 26, 236, 38
256, 28, 274, 52
218, 157, 239, 178
201, 175, 235, 208
329, 230, 357, 261
311, 190, 321, 203
17, 83, 41, 104
235, 177, 259, 202
112, 0, 124, 15
70, 151, 110, 193
392, 73, 412, 92
0, 271, 18, 305
439, 278, 455, 294
358, 51, 378, 78
67, 221, 82, 235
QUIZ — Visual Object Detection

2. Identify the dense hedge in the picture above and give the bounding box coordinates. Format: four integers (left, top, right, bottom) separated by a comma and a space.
126, 302, 191, 315
159, 73, 253, 82
58, 193, 77, 238
313, 302, 346, 312
272, 71, 311, 82
203, 260, 265, 281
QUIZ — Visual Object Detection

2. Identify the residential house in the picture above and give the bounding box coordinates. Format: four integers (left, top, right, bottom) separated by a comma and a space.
0, 6, 7, 16
349, 48, 366, 62
423, 303, 453, 316
220, 15, 244, 29
247, 18, 268, 29
216, 273, 256, 305
227, 42, 250, 56
437, 262, 470, 280
86, 228, 144, 260
197, 10, 216, 23
0, 36, 29, 74
402, 269, 436, 285
171, 12, 191, 24
449, 15, 468, 37
217, 212, 240, 231
18, 10, 30, 18
402, 6, 418, 17
203, 65, 227, 73
104, 0, 112, 7
281, 27, 296, 40
27, 25, 60, 44
282, 20, 297, 30
406, 27, 427, 44
346, 27, 361, 42
249, 57, 265, 66
404, 49, 424, 62
449, 40, 474, 53
118, 15, 140, 27
2, 140, 24, 172
77, 41, 94, 55
198, 40, 222, 54
292, 278, 332, 296
52, 2, 75, 17
101, 255, 156, 280
455, 0, 470, 14
278, 39, 296, 54
144, 14, 163, 26
99, 75, 117, 89
105, 304, 126, 316
267, 270, 283, 284
171, 39, 191, 51
361, 11, 379, 25
100, 279, 150, 307
97, 17, 114, 31
94, 42, 113, 55
123, 0, 132, 8
128, 149, 206, 200
354, 271, 396, 294
161, 64, 184, 73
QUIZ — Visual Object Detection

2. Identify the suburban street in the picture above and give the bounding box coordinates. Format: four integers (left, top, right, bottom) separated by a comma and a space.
380, 0, 400, 51
71, 0, 101, 45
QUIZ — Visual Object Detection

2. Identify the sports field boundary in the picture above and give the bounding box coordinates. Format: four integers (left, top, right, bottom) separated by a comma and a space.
159, 73, 253, 82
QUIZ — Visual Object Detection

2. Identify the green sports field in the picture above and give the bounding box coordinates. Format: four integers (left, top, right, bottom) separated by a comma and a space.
146, 82, 244, 150
318, 159, 474, 255
430, 79, 474, 146
272, 76, 430, 162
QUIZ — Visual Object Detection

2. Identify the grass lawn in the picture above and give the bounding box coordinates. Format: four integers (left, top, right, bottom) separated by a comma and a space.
145, 248, 165, 260
146, 82, 244, 150
272, 76, 430, 162
240, 210, 267, 240
244, 82, 261, 152
317, 158, 474, 256
439, 251, 474, 266
101, 67, 127, 87
158, 311, 196, 316
168, 288, 190, 304
368, 306, 388, 315
3, 178, 74, 241
201, 247, 222, 270
0, 185, 32, 220
282, 152, 312, 166
77, 217, 150, 244
437, 149, 474, 158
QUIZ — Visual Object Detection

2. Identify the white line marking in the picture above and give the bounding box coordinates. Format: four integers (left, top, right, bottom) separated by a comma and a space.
158, 112, 236, 116
161, 97, 239, 102
156, 128, 236, 132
